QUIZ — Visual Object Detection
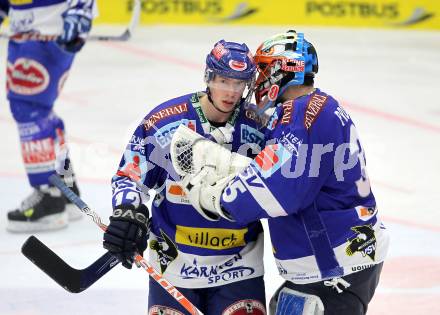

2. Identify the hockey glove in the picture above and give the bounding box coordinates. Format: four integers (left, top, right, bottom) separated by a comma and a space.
103, 204, 150, 269
171, 124, 252, 179
182, 168, 236, 222
57, 10, 92, 53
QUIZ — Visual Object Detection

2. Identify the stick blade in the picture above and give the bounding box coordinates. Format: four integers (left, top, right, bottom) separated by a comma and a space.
22, 236, 119, 293
22, 235, 82, 293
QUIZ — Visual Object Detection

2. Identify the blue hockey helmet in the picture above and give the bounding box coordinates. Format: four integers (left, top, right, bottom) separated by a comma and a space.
254, 30, 318, 110
204, 40, 256, 112
205, 39, 256, 83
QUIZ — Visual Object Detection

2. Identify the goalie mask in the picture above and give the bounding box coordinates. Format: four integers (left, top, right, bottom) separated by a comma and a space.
205, 40, 256, 113
254, 30, 319, 112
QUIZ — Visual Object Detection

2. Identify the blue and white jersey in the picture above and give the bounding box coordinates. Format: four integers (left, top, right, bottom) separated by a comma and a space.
221, 88, 390, 284
1, 0, 96, 35
112, 92, 266, 288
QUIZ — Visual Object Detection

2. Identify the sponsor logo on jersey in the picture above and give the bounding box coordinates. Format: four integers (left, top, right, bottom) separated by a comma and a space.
144, 103, 188, 130
229, 59, 247, 71
278, 132, 303, 157
209, 267, 255, 285
240, 125, 264, 147
351, 264, 374, 273
175, 226, 247, 250
355, 206, 377, 221
254, 145, 278, 171
179, 253, 255, 284
148, 305, 184, 315
281, 100, 294, 125
10, 0, 33, 5
253, 144, 292, 177
154, 119, 196, 148
166, 180, 190, 205
150, 230, 178, 274
9, 58, 50, 95
345, 224, 377, 261
304, 93, 327, 130
222, 299, 266, 315
128, 135, 147, 154
116, 154, 142, 182
193, 105, 208, 123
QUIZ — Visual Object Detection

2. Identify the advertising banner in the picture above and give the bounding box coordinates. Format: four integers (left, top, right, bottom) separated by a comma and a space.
96, 0, 440, 30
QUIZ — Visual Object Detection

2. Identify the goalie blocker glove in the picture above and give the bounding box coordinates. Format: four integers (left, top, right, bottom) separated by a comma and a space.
183, 170, 237, 222
103, 204, 150, 269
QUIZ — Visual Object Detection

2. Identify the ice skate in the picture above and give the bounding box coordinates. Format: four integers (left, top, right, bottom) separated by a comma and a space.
7, 185, 68, 232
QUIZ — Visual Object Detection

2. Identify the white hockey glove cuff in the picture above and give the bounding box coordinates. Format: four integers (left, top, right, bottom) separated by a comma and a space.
181, 168, 236, 222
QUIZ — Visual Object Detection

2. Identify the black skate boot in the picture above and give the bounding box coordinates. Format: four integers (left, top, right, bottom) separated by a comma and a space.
7, 185, 68, 232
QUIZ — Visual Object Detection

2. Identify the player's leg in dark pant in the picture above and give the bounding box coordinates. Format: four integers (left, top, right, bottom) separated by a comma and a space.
272, 263, 383, 315
148, 278, 203, 315
205, 276, 267, 315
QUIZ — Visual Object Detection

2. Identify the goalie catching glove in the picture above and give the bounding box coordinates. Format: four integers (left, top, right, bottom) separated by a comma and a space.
170, 125, 252, 221
170, 124, 251, 178
103, 204, 150, 269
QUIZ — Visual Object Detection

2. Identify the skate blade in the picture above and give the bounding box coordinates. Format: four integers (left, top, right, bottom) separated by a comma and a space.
7, 212, 69, 233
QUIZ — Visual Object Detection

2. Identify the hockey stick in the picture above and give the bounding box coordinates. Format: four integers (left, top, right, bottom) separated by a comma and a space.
22, 236, 119, 293
0, 0, 141, 42
48, 174, 204, 315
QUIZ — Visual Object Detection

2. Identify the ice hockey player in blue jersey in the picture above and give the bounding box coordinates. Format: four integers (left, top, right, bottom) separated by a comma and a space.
1, 0, 96, 232
173, 30, 390, 315
102, 40, 267, 315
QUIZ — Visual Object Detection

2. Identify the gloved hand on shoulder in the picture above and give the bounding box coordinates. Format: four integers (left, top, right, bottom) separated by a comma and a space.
103, 204, 150, 269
